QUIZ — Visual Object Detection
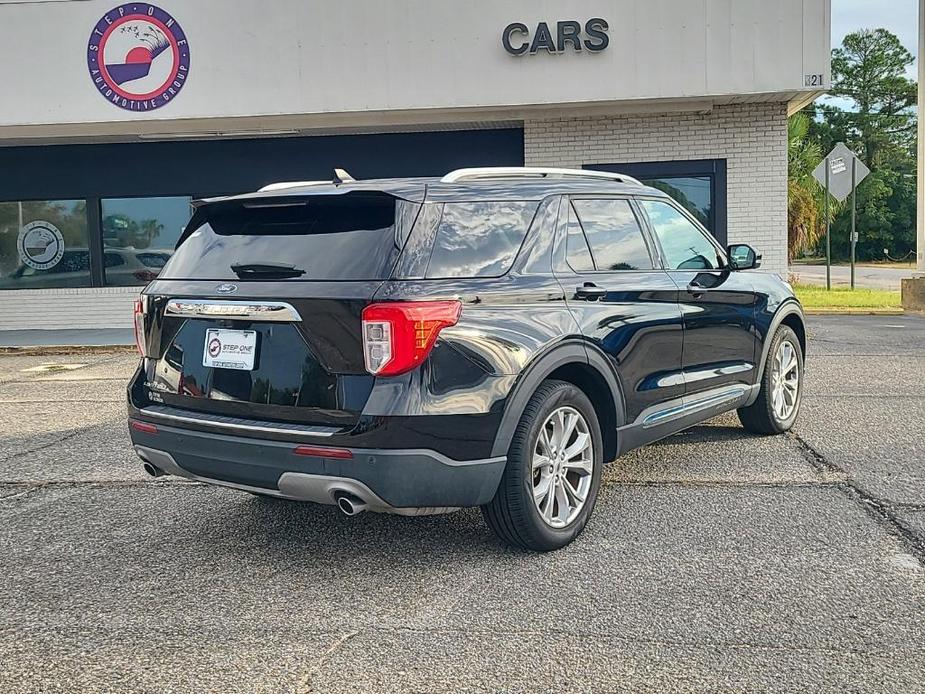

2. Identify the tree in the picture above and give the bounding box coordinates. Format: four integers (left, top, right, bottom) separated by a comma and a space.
796, 29, 918, 262
787, 112, 824, 258
829, 29, 917, 169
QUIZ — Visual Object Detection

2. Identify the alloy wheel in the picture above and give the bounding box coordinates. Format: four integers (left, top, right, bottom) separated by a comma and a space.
531, 406, 594, 528
770, 340, 800, 421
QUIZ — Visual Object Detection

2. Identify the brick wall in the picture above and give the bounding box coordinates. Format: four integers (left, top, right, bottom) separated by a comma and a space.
0, 286, 138, 330
0, 104, 787, 331
523, 103, 789, 274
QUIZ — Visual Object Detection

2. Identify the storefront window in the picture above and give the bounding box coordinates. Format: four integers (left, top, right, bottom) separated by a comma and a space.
585, 160, 727, 245
0, 200, 90, 289
641, 176, 713, 232
101, 196, 192, 285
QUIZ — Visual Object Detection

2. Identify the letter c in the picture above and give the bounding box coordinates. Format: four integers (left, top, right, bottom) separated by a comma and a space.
502, 22, 529, 56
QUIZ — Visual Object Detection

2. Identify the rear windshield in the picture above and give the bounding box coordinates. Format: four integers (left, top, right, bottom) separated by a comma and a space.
424, 201, 539, 279
160, 194, 416, 281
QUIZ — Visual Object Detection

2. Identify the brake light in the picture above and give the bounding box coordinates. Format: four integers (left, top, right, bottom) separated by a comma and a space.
133, 297, 147, 357
361, 301, 461, 376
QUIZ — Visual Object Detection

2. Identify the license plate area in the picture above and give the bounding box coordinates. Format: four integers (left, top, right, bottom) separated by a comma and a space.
202, 328, 257, 371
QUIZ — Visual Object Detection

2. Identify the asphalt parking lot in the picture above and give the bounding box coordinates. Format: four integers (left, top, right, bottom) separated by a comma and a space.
1, 315, 923, 693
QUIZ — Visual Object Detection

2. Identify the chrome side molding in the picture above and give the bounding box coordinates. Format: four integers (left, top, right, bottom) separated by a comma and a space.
165, 299, 302, 322
641, 384, 751, 429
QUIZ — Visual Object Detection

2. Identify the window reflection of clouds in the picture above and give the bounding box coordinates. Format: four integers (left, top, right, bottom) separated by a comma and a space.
641, 201, 720, 271
572, 199, 652, 271
565, 204, 594, 272
426, 202, 538, 279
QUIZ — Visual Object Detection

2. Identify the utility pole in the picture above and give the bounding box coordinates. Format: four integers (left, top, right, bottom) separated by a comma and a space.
919, 0, 924, 272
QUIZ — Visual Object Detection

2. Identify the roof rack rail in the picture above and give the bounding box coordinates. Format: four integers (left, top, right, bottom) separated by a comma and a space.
258, 181, 330, 193
440, 167, 642, 186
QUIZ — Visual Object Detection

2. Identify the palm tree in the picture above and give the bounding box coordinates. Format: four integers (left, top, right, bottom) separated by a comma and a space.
787, 111, 837, 259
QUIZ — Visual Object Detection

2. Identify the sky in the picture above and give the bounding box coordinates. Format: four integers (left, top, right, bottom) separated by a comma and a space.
832, 0, 918, 72
825, 0, 918, 109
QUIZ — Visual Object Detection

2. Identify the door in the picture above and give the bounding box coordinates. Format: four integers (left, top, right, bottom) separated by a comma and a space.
555, 196, 685, 424
637, 198, 759, 398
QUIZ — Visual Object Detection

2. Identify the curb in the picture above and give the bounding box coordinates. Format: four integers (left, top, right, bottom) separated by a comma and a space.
0, 345, 136, 356
803, 309, 905, 316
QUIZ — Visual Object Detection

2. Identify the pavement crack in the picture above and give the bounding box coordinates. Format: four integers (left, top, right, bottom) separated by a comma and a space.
2, 428, 86, 463
0, 479, 203, 495
804, 394, 925, 400
0, 399, 124, 404
790, 432, 925, 566
342, 625, 925, 658
604, 479, 842, 489
295, 630, 359, 694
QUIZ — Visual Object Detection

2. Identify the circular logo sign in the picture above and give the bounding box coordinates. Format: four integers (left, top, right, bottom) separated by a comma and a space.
18, 221, 66, 271
208, 337, 222, 358
87, 4, 190, 112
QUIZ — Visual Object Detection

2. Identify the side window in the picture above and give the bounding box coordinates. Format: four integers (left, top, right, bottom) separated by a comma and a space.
571, 198, 653, 271
641, 200, 723, 271
425, 201, 538, 279
565, 203, 594, 272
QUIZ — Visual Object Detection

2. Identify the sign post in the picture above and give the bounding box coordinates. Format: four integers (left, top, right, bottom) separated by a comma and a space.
825, 159, 831, 290
850, 158, 857, 289
919, 0, 925, 273
812, 143, 870, 290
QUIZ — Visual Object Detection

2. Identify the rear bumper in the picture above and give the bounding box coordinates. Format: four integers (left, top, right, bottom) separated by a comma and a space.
129, 419, 506, 512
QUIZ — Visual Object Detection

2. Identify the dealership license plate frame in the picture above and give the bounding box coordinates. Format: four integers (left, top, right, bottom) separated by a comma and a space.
202, 328, 257, 370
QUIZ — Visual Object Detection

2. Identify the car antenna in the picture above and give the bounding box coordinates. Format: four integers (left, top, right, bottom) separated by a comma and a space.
333, 168, 356, 186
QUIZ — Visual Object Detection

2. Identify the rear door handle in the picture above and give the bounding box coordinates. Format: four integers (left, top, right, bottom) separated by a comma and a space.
687, 281, 706, 297
575, 284, 608, 301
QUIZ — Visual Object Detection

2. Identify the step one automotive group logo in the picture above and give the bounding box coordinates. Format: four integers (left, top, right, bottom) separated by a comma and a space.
18, 221, 65, 271
87, 4, 190, 111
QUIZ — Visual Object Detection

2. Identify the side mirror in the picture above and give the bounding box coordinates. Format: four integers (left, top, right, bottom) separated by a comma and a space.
727, 244, 762, 271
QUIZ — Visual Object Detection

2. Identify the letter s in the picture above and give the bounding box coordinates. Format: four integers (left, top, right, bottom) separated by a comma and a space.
584, 18, 609, 52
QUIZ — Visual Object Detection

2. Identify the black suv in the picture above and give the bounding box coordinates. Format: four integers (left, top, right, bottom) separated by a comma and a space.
128, 167, 805, 551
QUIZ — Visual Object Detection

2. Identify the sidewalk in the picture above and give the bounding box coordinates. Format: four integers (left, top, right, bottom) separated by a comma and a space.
0, 328, 134, 349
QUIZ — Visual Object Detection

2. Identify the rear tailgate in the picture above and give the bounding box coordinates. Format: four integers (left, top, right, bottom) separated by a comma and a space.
134, 192, 420, 428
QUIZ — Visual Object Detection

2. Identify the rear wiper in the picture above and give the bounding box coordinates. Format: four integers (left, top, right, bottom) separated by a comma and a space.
230, 262, 306, 279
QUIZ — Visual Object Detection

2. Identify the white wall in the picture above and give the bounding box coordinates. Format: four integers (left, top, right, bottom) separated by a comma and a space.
0, 286, 138, 330
524, 103, 789, 274
0, 0, 829, 133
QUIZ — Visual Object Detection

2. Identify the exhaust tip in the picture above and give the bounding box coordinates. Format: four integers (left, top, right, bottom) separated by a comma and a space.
142, 462, 164, 478
335, 492, 368, 516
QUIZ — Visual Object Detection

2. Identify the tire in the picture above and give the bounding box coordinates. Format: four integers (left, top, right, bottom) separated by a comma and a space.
482, 380, 603, 552
737, 325, 803, 435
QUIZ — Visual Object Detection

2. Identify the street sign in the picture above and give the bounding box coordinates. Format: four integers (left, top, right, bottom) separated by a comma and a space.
812, 142, 870, 202
812, 142, 871, 290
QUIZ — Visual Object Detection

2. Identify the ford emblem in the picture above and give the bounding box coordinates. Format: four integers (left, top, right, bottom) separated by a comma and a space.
216, 283, 238, 294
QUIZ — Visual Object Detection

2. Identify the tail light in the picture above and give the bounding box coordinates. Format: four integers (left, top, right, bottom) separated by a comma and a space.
133, 296, 148, 357
361, 301, 461, 376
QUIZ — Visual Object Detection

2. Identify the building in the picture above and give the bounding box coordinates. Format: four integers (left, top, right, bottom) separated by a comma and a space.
0, 0, 831, 330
